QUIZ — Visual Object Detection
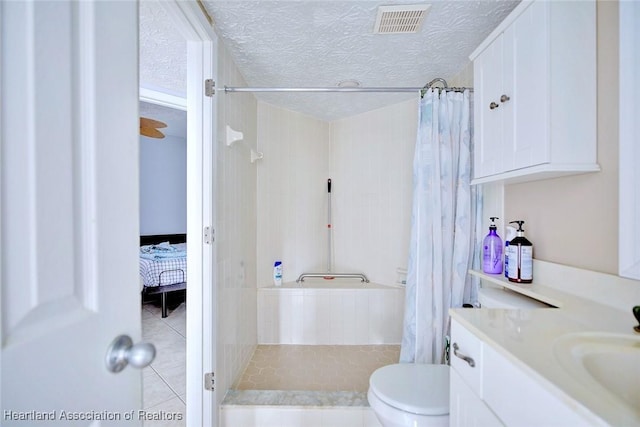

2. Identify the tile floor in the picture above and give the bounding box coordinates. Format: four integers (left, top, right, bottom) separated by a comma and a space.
235, 345, 400, 392
141, 298, 399, 427
141, 300, 186, 427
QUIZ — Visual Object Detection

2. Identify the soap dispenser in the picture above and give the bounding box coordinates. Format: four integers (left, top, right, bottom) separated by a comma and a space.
482, 217, 503, 274
506, 221, 533, 283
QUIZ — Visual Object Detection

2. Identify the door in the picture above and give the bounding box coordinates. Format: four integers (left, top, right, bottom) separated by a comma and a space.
1, 1, 144, 425
507, 0, 549, 170
473, 34, 504, 179
450, 369, 504, 427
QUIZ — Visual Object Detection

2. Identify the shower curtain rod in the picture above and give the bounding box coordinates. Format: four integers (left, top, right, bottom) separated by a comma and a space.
224, 86, 471, 93
224, 78, 471, 94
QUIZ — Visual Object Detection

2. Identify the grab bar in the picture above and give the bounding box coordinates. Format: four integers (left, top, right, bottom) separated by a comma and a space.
296, 273, 370, 283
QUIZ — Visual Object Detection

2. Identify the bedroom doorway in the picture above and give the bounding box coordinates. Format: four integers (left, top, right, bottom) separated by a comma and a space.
139, 2, 218, 426
138, 99, 188, 416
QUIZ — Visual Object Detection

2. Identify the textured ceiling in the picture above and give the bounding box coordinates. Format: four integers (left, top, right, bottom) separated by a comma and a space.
139, 2, 187, 136
201, 0, 520, 120
139, 1, 187, 98
139, 1, 521, 122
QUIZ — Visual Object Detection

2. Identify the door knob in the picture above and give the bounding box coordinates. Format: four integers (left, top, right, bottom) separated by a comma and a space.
500, 94, 510, 103
489, 102, 499, 110
105, 334, 156, 373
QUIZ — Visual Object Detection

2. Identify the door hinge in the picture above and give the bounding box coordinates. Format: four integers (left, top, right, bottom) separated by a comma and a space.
203, 226, 214, 244
204, 372, 215, 391
205, 79, 215, 97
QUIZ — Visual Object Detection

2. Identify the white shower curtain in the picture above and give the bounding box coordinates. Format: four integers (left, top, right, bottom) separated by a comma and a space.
400, 88, 480, 364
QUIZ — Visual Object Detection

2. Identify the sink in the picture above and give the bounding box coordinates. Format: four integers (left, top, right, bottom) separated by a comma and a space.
553, 332, 640, 416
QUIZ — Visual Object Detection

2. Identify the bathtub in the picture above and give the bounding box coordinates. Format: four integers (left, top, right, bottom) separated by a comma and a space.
257, 278, 405, 345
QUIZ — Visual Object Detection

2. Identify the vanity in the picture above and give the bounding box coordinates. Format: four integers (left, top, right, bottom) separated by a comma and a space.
449, 261, 640, 426
455, 0, 640, 424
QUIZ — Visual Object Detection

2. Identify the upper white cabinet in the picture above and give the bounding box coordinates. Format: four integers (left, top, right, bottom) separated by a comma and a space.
470, 0, 598, 184
619, 0, 640, 280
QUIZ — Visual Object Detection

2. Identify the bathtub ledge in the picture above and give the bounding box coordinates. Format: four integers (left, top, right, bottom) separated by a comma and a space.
222, 389, 370, 407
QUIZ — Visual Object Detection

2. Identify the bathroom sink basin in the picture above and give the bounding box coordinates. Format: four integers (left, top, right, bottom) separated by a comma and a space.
553, 332, 640, 413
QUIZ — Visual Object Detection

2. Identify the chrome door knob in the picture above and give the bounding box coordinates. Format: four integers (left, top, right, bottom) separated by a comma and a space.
489, 102, 499, 110
500, 94, 511, 103
105, 334, 156, 373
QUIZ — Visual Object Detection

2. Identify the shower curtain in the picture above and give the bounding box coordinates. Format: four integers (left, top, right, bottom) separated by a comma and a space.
400, 88, 481, 364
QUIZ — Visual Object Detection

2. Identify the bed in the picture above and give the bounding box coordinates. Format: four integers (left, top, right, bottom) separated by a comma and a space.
140, 233, 187, 318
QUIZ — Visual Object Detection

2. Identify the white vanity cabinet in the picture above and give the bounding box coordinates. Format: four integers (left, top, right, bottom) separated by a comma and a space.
450, 318, 597, 427
471, 0, 598, 184
449, 320, 503, 427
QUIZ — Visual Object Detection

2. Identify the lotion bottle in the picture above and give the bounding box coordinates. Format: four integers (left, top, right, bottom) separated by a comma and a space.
506, 221, 533, 283
482, 217, 503, 274
503, 225, 517, 278
273, 261, 283, 286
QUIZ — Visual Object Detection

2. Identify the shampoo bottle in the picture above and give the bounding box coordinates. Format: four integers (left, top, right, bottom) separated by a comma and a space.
503, 225, 517, 278
482, 217, 503, 274
506, 221, 533, 283
273, 261, 283, 286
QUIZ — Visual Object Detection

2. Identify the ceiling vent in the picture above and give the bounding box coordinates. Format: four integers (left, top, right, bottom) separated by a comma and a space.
374, 4, 431, 34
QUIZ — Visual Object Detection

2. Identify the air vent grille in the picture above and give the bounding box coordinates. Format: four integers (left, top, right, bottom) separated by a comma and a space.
374, 4, 431, 34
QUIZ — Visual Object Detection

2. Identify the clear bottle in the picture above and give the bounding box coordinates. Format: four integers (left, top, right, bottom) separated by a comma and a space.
273, 261, 283, 286
482, 217, 503, 274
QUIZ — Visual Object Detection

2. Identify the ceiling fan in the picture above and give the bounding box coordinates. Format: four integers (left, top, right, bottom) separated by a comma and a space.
140, 117, 167, 139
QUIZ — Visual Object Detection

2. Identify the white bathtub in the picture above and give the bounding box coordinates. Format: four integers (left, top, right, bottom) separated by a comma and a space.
257, 278, 405, 345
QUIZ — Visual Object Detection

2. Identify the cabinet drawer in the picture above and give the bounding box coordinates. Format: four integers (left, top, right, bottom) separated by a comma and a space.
451, 319, 483, 397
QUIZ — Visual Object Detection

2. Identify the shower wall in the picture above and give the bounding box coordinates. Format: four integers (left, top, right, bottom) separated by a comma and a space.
330, 100, 417, 285
257, 99, 418, 287
216, 44, 258, 403
256, 103, 331, 285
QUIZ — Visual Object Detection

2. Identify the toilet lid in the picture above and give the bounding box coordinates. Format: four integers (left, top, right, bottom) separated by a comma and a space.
369, 364, 449, 416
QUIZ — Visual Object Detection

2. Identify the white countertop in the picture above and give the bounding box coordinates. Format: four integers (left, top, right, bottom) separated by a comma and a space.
450, 262, 640, 426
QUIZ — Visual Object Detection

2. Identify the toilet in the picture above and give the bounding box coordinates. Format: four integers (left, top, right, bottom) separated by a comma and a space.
368, 284, 548, 427
368, 363, 449, 427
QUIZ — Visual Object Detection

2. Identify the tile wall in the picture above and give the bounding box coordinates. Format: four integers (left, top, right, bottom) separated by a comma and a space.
257, 287, 404, 344
256, 99, 418, 287
216, 44, 259, 404
330, 100, 417, 286
256, 103, 331, 285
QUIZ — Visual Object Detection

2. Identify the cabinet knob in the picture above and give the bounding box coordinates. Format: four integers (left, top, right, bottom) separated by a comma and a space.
500, 94, 511, 103
489, 102, 499, 110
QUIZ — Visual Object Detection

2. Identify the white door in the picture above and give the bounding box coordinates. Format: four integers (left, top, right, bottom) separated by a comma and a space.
507, 0, 549, 170
1, 1, 145, 425
473, 34, 504, 179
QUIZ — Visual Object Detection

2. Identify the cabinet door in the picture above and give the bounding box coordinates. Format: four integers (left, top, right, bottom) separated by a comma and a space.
504, 0, 549, 170
450, 368, 504, 427
483, 344, 595, 426
473, 34, 504, 179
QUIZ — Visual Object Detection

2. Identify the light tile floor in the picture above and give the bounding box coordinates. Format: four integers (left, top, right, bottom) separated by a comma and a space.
141, 299, 399, 427
141, 301, 186, 427
235, 345, 400, 392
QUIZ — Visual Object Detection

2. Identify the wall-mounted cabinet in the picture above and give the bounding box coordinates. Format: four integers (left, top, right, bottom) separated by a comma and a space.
619, 1, 640, 281
470, 0, 598, 185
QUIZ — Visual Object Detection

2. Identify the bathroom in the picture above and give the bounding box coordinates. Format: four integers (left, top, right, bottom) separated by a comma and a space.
212, 1, 634, 426
3, 0, 639, 425
217, 4, 605, 427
